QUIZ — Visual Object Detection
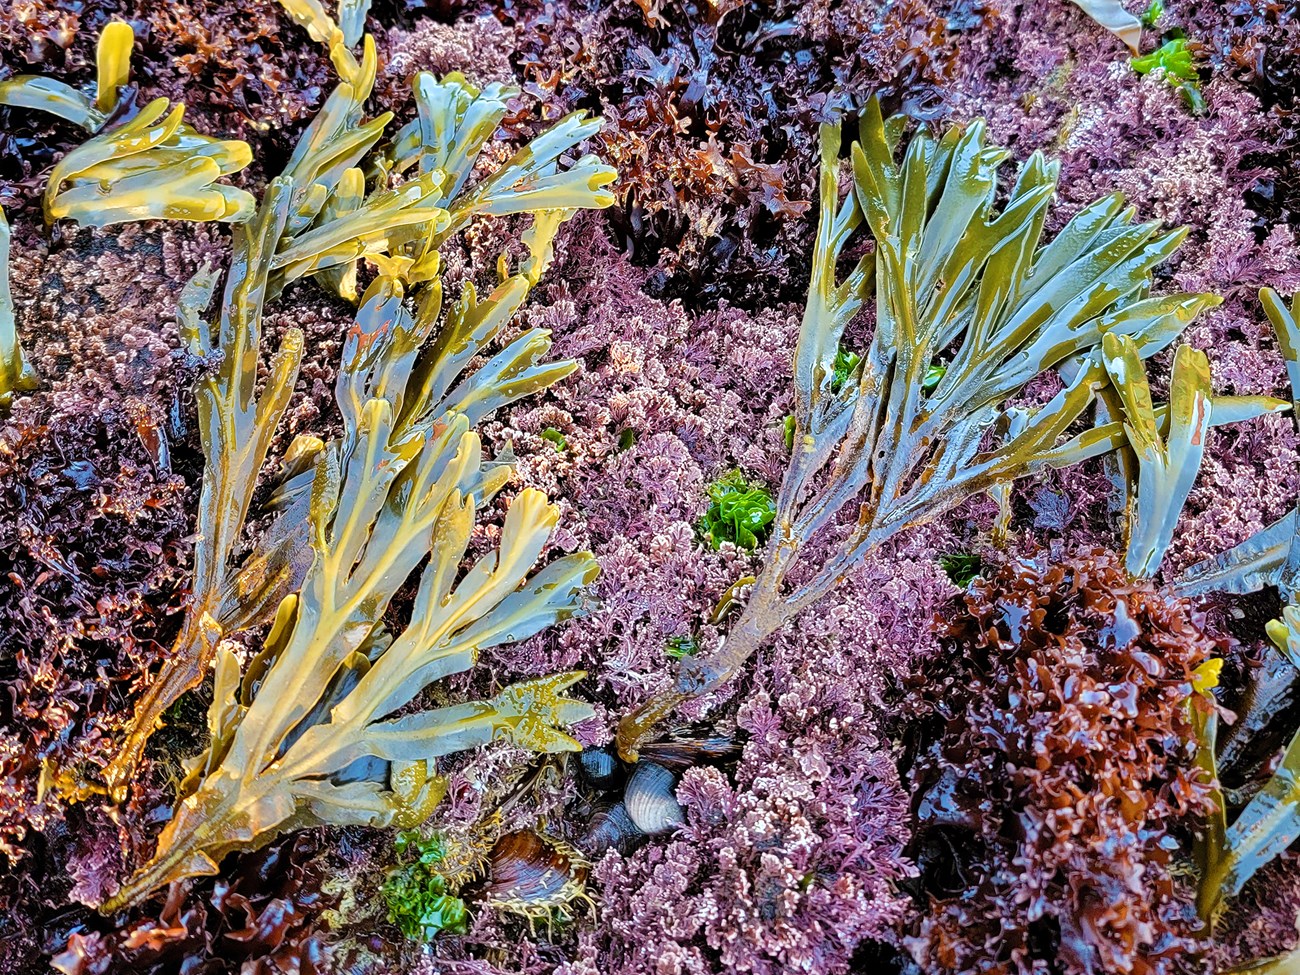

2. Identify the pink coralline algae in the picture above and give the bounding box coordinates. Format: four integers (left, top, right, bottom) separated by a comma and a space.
479, 221, 797, 705
467, 220, 961, 972
569, 686, 913, 975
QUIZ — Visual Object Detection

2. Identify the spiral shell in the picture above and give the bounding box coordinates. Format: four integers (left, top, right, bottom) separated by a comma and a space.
624, 762, 684, 835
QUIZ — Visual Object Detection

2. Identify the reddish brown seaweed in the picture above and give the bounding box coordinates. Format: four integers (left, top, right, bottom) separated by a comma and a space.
903, 550, 1220, 975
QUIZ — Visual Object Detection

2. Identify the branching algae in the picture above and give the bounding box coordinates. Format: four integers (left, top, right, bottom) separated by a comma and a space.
0, 22, 256, 227
1177, 289, 1300, 598
275, 0, 374, 88
1171, 288, 1300, 928
1194, 673, 1300, 926
1099, 332, 1284, 579
618, 100, 1271, 758
101, 34, 614, 797
102, 268, 600, 910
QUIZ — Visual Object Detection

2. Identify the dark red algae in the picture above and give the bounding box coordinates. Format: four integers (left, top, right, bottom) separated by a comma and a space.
901, 550, 1223, 975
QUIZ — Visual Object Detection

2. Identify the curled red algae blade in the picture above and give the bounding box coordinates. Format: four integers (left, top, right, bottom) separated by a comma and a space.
905, 551, 1218, 974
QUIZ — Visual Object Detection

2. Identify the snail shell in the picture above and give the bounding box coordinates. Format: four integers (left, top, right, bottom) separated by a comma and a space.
466, 830, 589, 911
624, 762, 684, 835
581, 800, 641, 857
577, 746, 622, 789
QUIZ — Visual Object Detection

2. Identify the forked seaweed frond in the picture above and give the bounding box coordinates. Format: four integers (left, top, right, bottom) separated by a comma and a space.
1177, 289, 1300, 597
617, 99, 1261, 758
217, 227, 582, 643
1147, 285, 1300, 934
101, 176, 305, 800
275, 0, 378, 87
0, 22, 256, 228
1099, 332, 1285, 578
102, 57, 614, 798
1195, 693, 1300, 923
102, 274, 599, 911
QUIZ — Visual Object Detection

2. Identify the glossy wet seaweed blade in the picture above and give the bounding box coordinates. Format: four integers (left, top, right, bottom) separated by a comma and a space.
99, 174, 304, 799
1070, 0, 1144, 50
0, 22, 256, 228
618, 97, 1260, 758
0, 207, 38, 405
1100, 333, 1285, 579
102, 58, 615, 798
1105, 288, 1300, 940
1196, 613, 1300, 926
1177, 290, 1300, 597
101, 266, 601, 910
88, 4, 617, 903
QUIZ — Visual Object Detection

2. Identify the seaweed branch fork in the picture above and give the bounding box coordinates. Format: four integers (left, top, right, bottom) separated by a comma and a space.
102, 50, 616, 798
617, 101, 1282, 759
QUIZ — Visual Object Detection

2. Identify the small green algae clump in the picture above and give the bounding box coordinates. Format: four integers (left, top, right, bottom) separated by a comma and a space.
699, 470, 776, 551
382, 831, 469, 941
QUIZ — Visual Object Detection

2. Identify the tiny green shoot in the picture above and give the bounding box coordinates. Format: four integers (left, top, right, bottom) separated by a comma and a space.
1139, 0, 1163, 28
666, 636, 698, 659
1132, 38, 1204, 115
922, 363, 946, 394
1131, 38, 1198, 82
830, 348, 860, 394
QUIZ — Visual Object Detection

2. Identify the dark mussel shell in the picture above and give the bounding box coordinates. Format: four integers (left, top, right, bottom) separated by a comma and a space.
581, 800, 642, 857
465, 830, 589, 911
578, 746, 623, 789
624, 762, 684, 835
638, 734, 738, 773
